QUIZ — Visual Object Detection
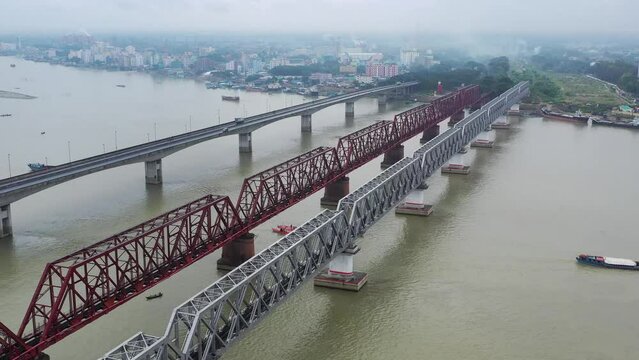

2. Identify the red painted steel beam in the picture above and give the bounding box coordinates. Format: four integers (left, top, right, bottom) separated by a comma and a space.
0, 85, 481, 360
12, 195, 244, 359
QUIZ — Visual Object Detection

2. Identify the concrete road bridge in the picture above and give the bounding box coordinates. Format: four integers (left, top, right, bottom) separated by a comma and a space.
0, 82, 418, 239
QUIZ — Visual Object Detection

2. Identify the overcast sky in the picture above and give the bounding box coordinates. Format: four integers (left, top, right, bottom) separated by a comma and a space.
1, 0, 637, 35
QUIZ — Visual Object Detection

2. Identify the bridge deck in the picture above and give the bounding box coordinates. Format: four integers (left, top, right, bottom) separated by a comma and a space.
0, 82, 418, 205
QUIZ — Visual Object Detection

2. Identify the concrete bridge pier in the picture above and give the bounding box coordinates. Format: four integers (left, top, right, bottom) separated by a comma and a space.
217, 233, 256, 271
448, 110, 465, 126
420, 125, 439, 144
239, 132, 252, 153
471, 127, 494, 148
395, 189, 433, 216
144, 159, 163, 185
441, 152, 470, 175
492, 115, 511, 129
345, 101, 355, 119
507, 103, 521, 116
301, 113, 312, 133
0, 204, 12, 239
381, 144, 404, 169
320, 176, 349, 207
314, 245, 368, 291
378, 93, 387, 111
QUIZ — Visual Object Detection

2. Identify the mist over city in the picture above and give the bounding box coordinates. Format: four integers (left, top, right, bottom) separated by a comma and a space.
1, 1, 639, 360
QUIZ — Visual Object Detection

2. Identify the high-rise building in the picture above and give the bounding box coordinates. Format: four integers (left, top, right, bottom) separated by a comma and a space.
366, 63, 398, 79
400, 49, 420, 67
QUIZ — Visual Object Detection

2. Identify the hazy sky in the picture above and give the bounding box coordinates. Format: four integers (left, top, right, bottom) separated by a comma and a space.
1, 0, 637, 35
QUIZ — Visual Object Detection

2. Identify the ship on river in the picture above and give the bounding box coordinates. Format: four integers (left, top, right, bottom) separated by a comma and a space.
591, 117, 639, 129
576, 254, 639, 271
541, 107, 589, 123
222, 95, 240, 101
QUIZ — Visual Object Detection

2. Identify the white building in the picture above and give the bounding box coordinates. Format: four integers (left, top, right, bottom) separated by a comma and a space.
400, 49, 420, 67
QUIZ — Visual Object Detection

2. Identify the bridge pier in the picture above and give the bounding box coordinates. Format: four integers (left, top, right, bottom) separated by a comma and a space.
441, 152, 470, 175
507, 103, 521, 116
395, 189, 433, 216
0, 204, 12, 239
471, 127, 494, 148
301, 113, 312, 133
314, 245, 368, 291
420, 125, 439, 144
320, 176, 349, 207
448, 110, 465, 126
217, 233, 256, 271
144, 159, 162, 185
239, 132, 252, 153
381, 144, 404, 169
345, 101, 355, 119
378, 94, 387, 111
492, 116, 511, 129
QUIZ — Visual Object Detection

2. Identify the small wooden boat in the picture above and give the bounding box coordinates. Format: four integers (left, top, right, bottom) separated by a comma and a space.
0, 114, 12, 117
272, 225, 295, 235
576, 254, 639, 270
222, 95, 240, 101
116, 84, 126, 88
146, 292, 163, 300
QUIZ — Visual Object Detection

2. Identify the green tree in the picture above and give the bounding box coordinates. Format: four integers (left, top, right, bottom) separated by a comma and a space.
488, 56, 510, 76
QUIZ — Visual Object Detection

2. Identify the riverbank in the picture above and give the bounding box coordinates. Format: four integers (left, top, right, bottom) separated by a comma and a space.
0, 90, 36, 99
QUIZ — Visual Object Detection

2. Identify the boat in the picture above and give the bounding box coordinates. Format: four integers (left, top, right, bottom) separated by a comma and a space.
222, 95, 240, 101
540, 107, 589, 123
10, 64, 16, 68
576, 254, 639, 270
0, 114, 11, 117
116, 84, 126, 88
146, 292, 163, 300
27, 163, 54, 172
205, 82, 217, 89
272, 224, 296, 235
591, 117, 639, 129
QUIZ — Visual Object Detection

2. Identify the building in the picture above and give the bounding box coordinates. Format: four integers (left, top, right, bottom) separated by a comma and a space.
400, 49, 420, 67
366, 63, 398, 79
341, 52, 384, 66
339, 65, 357, 74
309, 73, 333, 84
355, 75, 375, 84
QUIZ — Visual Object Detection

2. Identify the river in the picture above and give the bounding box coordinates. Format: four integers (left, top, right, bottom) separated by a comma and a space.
1, 56, 639, 360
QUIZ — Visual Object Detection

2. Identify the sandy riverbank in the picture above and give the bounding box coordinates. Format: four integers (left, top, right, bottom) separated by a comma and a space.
0, 90, 36, 99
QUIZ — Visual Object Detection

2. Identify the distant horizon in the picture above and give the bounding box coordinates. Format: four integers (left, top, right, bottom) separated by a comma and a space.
2, 0, 638, 38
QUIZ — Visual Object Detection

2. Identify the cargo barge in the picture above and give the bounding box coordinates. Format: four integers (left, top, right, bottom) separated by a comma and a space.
541, 108, 589, 123
591, 117, 639, 129
576, 254, 639, 270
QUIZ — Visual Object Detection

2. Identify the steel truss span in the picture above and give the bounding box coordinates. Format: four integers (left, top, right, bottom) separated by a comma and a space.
100, 82, 529, 360
0, 84, 486, 359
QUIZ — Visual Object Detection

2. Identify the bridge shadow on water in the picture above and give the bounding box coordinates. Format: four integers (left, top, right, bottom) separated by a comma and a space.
278, 119, 524, 360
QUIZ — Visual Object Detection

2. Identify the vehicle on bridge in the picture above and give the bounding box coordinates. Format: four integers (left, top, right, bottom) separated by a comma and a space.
27, 163, 53, 172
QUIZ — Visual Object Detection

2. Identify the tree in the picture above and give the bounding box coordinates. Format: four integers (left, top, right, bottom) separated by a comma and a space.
488, 56, 510, 77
